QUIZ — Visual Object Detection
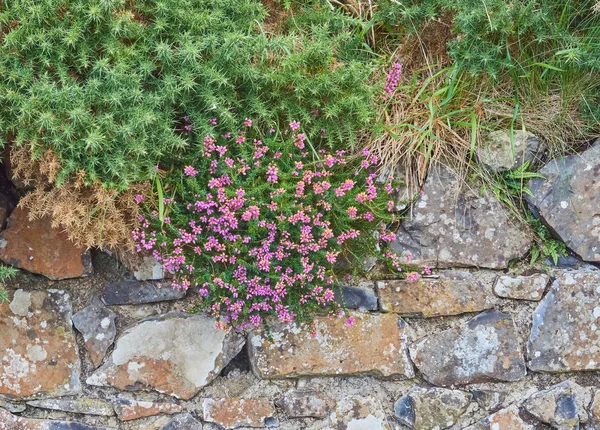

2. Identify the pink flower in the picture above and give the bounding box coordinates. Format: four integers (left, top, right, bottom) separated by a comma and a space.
183, 166, 198, 176
134, 194, 144, 204
423, 266, 432, 275
407, 272, 419, 281
289, 120, 300, 131
244, 118, 252, 127
209, 118, 217, 125
345, 316, 355, 327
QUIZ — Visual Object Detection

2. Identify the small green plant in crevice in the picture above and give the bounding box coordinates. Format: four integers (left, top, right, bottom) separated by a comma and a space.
0, 265, 18, 303
526, 213, 568, 265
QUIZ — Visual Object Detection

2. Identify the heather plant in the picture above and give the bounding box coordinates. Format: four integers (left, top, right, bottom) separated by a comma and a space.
133, 120, 404, 329
0, 0, 376, 191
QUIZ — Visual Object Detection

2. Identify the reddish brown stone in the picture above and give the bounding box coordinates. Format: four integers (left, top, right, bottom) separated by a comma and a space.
0, 207, 92, 279
114, 399, 182, 421
202, 398, 275, 429
466, 406, 532, 430
378, 277, 490, 317
0, 289, 81, 399
249, 312, 414, 379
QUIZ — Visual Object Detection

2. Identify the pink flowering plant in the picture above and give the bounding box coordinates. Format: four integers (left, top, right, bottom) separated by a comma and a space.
133, 120, 404, 329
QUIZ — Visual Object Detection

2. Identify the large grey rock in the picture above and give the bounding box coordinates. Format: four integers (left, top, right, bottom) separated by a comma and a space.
0, 398, 25, 413
72, 297, 117, 368
493, 273, 549, 301
410, 310, 526, 386
523, 380, 593, 429
277, 390, 335, 419
527, 271, 600, 372
27, 398, 114, 416
471, 390, 504, 413
477, 130, 542, 172
394, 387, 471, 429
333, 282, 378, 311
0, 408, 113, 429
391, 164, 532, 269
526, 141, 600, 262
102, 280, 186, 305
87, 312, 245, 400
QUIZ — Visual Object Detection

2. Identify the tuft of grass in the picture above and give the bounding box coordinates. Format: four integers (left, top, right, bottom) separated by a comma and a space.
0, 265, 18, 303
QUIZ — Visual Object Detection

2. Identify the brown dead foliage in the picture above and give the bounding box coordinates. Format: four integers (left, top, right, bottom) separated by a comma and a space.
9, 145, 149, 262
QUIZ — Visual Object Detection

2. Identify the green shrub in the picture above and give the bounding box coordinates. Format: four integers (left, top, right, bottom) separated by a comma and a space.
0, 0, 376, 190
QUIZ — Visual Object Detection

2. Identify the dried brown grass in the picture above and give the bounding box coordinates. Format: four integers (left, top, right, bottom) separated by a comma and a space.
10, 145, 149, 260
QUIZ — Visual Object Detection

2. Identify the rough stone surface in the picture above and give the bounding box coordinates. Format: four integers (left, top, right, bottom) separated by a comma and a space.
493, 274, 549, 301
471, 390, 504, 413
202, 398, 275, 429
410, 309, 526, 386
0, 207, 92, 280
591, 390, 600, 422
477, 130, 542, 172
0, 399, 25, 413
87, 312, 245, 400
391, 164, 532, 269
277, 390, 335, 419
334, 283, 378, 311
0, 289, 81, 399
527, 271, 600, 372
71, 297, 117, 368
394, 387, 471, 429
113, 399, 182, 421
307, 396, 390, 430
465, 405, 532, 430
523, 380, 592, 428
377, 276, 490, 317
249, 312, 414, 379
0, 408, 112, 429
160, 413, 203, 430
133, 256, 164, 281
26, 398, 114, 416
526, 140, 600, 262
102, 280, 186, 305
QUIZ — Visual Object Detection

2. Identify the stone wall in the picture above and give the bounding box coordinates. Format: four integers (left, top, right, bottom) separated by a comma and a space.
0, 142, 599, 429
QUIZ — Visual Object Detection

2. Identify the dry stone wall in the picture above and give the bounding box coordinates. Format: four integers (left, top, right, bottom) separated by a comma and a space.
0, 142, 599, 429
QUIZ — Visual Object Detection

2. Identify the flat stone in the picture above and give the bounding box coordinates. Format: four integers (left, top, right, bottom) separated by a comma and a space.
114, 399, 182, 421
394, 387, 471, 429
0, 289, 81, 399
464, 405, 532, 430
307, 396, 391, 430
0, 207, 92, 280
249, 312, 414, 379
377, 276, 490, 317
27, 398, 114, 416
410, 310, 526, 386
102, 280, 186, 305
526, 140, 600, 262
591, 390, 600, 421
72, 297, 117, 368
477, 130, 542, 172
527, 271, 600, 372
134, 255, 164, 281
493, 274, 549, 301
277, 390, 335, 419
160, 413, 203, 430
334, 282, 378, 311
391, 164, 532, 269
0, 408, 113, 429
202, 398, 275, 429
471, 390, 504, 413
523, 380, 592, 428
0, 398, 25, 413
87, 312, 245, 400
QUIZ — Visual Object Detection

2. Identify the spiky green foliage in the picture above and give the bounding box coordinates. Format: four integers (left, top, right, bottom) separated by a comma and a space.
0, 0, 376, 190
0, 265, 18, 302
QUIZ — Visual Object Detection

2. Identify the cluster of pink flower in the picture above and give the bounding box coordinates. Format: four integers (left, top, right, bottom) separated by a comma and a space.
383, 62, 402, 100
133, 120, 408, 329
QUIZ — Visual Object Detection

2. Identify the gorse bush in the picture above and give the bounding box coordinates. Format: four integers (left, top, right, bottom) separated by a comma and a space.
133, 119, 403, 328
0, 0, 376, 190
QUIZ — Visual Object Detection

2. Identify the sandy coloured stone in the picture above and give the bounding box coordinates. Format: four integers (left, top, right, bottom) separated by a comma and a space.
114, 399, 183, 421
391, 164, 532, 269
277, 390, 335, 419
523, 380, 592, 427
591, 391, 600, 421
394, 387, 471, 430
493, 274, 549, 301
202, 398, 275, 429
0, 207, 92, 280
378, 277, 490, 317
0, 408, 113, 429
160, 413, 203, 430
87, 312, 245, 400
133, 255, 164, 281
464, 405, 533, 430
477, 130, 542, 172
248, 312, 414, 379
27, 398, 114, 416
72, 297, 117, 368
410, 310, 526, 386
527, 271, 600, 372
0, 289, 81, 399
526, 140, 600, 262
307, 396, 391, 430
102, 280, 186, 305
